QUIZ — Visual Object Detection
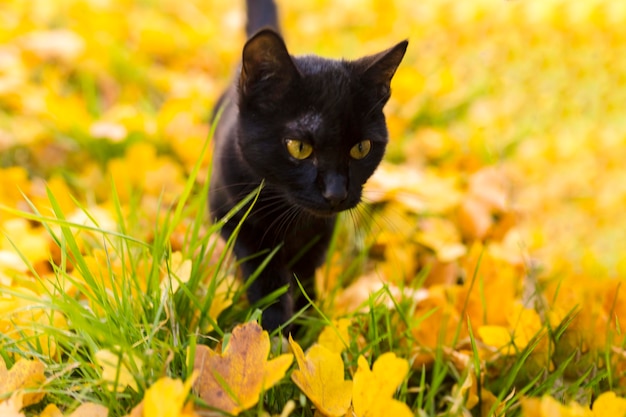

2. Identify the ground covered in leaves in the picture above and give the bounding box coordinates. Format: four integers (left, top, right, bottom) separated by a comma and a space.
2, 0, 626, 416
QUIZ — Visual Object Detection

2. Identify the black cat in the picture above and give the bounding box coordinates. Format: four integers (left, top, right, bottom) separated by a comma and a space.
209, 0, 407, 331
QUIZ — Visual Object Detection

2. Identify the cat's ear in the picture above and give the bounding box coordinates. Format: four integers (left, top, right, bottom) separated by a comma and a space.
240, 29, 299, 103
354, 40, 408, 101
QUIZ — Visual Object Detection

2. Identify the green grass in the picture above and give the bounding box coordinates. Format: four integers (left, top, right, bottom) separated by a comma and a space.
0, 200, 613, 417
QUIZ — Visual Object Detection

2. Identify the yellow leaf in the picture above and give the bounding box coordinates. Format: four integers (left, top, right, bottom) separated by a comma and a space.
416, 217, 466, 262
371, 354, 409, 398
317, 318, 351, 353
477, 325, 512, 353
95, 349, 143, 393
0, 357, 46, 407
352, 354, 411, 417
521, 395, 593, 417
508, 304, 544, 349
193, 322, 293, 415
411, 286, 463, 365
458, 196, 493, 241
161, 252, 192, 294
480, 388, 510, 417
39, 404, 64, 417
143, 376, 197, 417
592, 392, 626, 416
289, 336, 352, 417
195, 273, 237, 333
1, 219, 50, 267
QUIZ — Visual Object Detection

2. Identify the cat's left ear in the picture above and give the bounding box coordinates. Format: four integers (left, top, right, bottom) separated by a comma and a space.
354, 40, 408, 101
240, 29, 300, 105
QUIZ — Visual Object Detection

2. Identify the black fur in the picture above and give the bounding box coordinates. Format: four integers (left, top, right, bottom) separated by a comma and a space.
209, 0, 407, 331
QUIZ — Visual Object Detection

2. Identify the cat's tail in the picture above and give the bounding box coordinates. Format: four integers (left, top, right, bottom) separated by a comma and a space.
246, 0, 280, 38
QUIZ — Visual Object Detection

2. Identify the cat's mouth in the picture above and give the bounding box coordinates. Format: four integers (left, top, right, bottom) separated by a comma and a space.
291, 196, 358, 218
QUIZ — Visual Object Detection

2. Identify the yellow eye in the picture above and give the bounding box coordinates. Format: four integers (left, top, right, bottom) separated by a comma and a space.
350, 140, 372, 160
285, 139, 313, 160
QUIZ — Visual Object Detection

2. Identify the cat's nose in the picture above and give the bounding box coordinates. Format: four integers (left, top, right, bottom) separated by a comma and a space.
322, 175, 348, 206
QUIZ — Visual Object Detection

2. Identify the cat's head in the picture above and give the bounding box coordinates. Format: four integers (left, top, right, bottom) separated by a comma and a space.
236, 29, 407, 216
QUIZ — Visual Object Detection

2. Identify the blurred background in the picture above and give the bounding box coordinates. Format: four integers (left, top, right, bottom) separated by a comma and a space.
1, 0, 625, 284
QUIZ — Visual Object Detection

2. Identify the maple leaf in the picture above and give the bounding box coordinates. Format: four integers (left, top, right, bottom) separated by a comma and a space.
193, 322, 293, 415
289, 336, 352, 417
317, 318, 351, 353
0, 357, 46, 407
126, 376, 198, 417
592, 392, 626, 416
352, 353, 411, 417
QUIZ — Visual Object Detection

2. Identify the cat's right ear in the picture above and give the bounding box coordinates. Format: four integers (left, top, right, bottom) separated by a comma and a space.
354, 40, 408, 104
240, 29, 299, 105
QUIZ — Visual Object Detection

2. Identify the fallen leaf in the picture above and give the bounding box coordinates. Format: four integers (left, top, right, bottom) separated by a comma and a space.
317, 319, 351, 353
36, 402, 109, 417
416, 217, 467, 262
410, 285, 464, 366
449, 365, 479, 413
521, 395, 593, 417
161, 251, 192, 294
0, 357, 46, 407
592, 392, 626, 416
0, 391, 25, 417
289, 336, 352, 417
478, 325, 513, 354
458, 195, 493, 240
95, 348, 143, 392
333, 272, 428, 316
39, 404, 64, 417
193, 322, 293, 415
68, 403, 109, 417
352, 353, 411, 417
142, 376, 198, 417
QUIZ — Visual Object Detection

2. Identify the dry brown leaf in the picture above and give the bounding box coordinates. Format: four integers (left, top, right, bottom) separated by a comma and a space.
193, 322, 293, 415
0, 391, 25, 417
68, 403, 109, 417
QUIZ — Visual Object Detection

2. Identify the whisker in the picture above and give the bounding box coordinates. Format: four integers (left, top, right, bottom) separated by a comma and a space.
260, 205, 299, 245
